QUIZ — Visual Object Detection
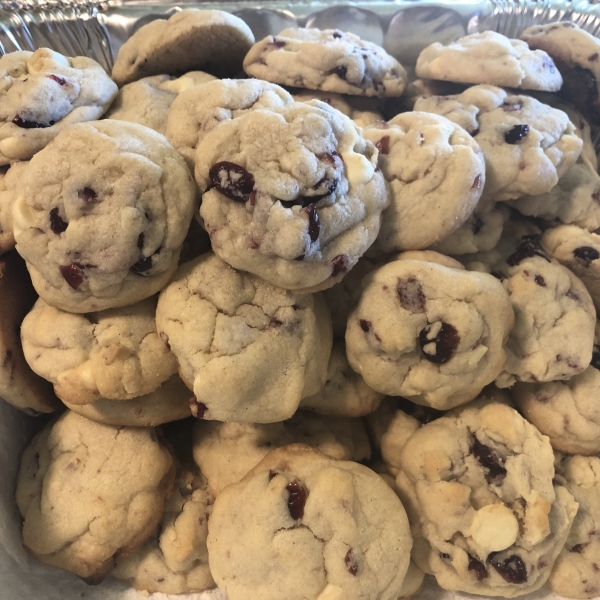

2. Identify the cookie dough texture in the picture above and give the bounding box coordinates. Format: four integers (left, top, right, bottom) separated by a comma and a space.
0, 161, 29, 254
112, 9, 254, 86
192, 411, 370, 495
397, 399, 578, 597
196, 100, 389, 292
12, 120, 196, 313
0, 49, 117, 165
363, 112, 485, 252
113, 464, 214, 594
244, 28, 407, 98
156, 253, 332, 423
416, 31, 562, 91
15, 411, 175, 582
166, 78, 293, 170
345, 259, 514, 410
207, 444, 413, 600
414, 85, 582, 201
0, 252, 59, 414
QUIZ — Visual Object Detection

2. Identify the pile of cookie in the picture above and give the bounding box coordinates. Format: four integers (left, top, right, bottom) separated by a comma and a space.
2, 8, 600, 599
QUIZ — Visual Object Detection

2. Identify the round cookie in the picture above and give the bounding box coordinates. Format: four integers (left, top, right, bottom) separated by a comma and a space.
363, 112, 485, 253
21, 296, 177, 405
111, 9, 254, 86
416, 31, 562, 91
192, 411, 371, 495
0, 49, 117, 165
156, 253, 332, 423
397, 398, 578, 597
105, 72, 216, 134
165, 78, 293, 170
345, 258, 514, 410
15, 411, 175, 582
0, 161, 29, 255
196, 100, 389, 292
113, 463, 214, 594
207, 444, 413, 600
0, 252, 59, 415
414, 85, 583, 201
12, 120, 196, 313
243, 28, 408, 98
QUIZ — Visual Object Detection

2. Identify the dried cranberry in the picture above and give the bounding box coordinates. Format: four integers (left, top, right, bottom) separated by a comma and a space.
303, 204, 320, 242
209, 162, 255, 202
319, 152, 342, 166
574, 246, 600, 267
397, 278, 426, 313
359, 319, 372, 333
309, 177, 337, 203
332, 31, 342, 39
49, 208, 67, 234
59, 263, 85, 289
344, 549, 359, 576
534, 275, 546, 287
190, 397, 208, 418
269, 37, 286, 48
468, 555, 488, 581
77, 187, 98, 204
331, 254, 349, 277
590, 53, 599, 62
419, 322, 460, 364
334, 65, 348, 80
472, 437, 507, 483
286, 480, 307, 520
488, 554, 527, 584
48, 74, 67, 85
376, 136, 390, 155
507, 235, 549, 266
12, 116, 54, 129
591, 345, 600, 370
504, 125, 530, 144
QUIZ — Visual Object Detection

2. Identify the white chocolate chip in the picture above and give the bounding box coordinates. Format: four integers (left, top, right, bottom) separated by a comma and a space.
470, 503, 519, 552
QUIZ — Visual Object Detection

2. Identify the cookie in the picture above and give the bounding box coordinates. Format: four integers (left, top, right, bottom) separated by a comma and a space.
196, 100, 389, 292
541, 224, 600, 310
345, 258, 514, 409
548, 454, 600, 599
414, 85, 582, 201
207, 444, 412, 600
363, 112, 485, 253
113, 463, 214, 594
12, 120, 196, 313
521, 22, 600, 126
165, 78, 293, 170
0, 161, 29, 255
112, 9, 254, 86
105, 72, 216, 134
0, 252, 59, 415
243, 28, 408, 98
61, 374, 191, 427
416, 31, 562, 91
156, 253, 332, 423
192, 411, 370, 495
21, 296, 177, 405
15, 411, 175, 582
0, 48, 117, 165
397, 398, 578, 597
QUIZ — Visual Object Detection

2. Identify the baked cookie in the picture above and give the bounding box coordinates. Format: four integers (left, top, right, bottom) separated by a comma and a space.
15, 411, 175, 582
207, 444, 412, 600
192, 411, 370, 495
0, 252, 59, 415
397, 398, 578, 597
156, 253, 332, 423
12, 120, 196, 313
196, 100, 389, 292
345, 258, 514, 409
0, 161, 29, 255
541, 225, 600, 311
165, 78, 293, 170
416, 31, 562, 91
113, 463, 214, 594
243, 28, 408, 98
112, 9, 254, 86
521, 22, 600, 126
105, 72, 216, 134
549, 454, 600, 598
0, 49, 117, 165
21, 296, 177, 405
363, 112, 485, 253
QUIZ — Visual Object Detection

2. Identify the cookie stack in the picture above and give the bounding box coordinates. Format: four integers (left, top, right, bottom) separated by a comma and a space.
3, 9, 600, 600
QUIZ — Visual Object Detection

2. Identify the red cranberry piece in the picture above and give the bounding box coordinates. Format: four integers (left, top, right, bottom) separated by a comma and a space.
507, 235, 549, 266
77, 187, 98, 204
286, 480, 307, 520
359, 319, 372, 333
344, 549, 359, 576
332, 31, 343, 39
574, 246, 600, 267
209, 162, 255, 202
419, 322, 460, 364
376, 136, 390, 155
471, 437, 507, 483
468, 555, 488, 581
488, 554, 527, 584
49, 208, 67, 234
319, 152, 342, 166
304, 204, 320, 242
334, 65, 348, 81
59, 263, 85, 289
504, 124, 530, 144
397, 278, 426, 313
331, 254, 349, 277
534, 275, 546, 287
190, 396, 208, 418
269, 37, 286, 48
12, 116, 54, 129
48, 74, 67, 85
